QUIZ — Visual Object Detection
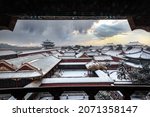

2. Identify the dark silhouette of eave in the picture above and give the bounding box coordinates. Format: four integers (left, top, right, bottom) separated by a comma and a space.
0, 0, 149, 31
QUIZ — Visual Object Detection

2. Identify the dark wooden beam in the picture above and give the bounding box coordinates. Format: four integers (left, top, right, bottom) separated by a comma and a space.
0, 15, 17, 31
0, 15, 150, 32
0, 0, 149, 31
0, 85, 150, 94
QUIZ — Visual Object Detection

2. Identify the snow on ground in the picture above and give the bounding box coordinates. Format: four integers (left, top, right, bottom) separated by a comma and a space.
95, 70, 131, 82
42, 77, 113, 84
51, 69, 132, 83
95, 70, 110, 79
108, 70, 131, 83
52, 69, 88, 78
125, 47, 142, 54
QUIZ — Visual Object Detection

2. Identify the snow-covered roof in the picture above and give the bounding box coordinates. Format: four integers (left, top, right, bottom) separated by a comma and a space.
63, 52, 76, 56
59, 62, 87, 65
124, 62, 142, 68
27, 56, 61, 75
50, 50, 59, 53
6, 54, 46, 68
100, 61, 120, 65
0, 60, 16, 70
125, 50, 150, 59
125, 47, 142, 54
86, 52, 100, 56
89, 46, 102, 50
19, 49, 51, 55
95, 70, 109, 78
61, 57, 92, 60
75, 52, 84, 58
0, 50, 17, 56
0, 56, 59, 78
94, 55, 113, 61
24, 80, 42, 88
126, 41, 142, 46
42, 77, 114, 84
59, 56, 76, 59
95, 70, 113, 82
104, 50, 122, 57
114, 81, 133, 85
0, 71, 41, 79
66, 50, 76, 53
52, 69, 88, 78
108, 71, 118, 81
60, 50, 66, 53
52, 52, 63, 57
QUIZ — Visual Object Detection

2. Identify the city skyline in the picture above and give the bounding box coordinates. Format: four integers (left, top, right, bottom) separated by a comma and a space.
0, 20, 150, 47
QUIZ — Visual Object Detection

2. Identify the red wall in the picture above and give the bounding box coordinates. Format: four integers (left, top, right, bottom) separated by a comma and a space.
112, 56, 122, 62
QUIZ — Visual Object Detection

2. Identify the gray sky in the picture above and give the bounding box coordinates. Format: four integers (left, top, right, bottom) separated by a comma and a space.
0, 20, 149, 46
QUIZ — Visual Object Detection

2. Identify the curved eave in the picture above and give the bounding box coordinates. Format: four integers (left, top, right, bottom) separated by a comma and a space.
125, 56, 150, 60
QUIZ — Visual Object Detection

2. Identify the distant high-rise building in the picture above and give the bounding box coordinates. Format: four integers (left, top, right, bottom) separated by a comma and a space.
42, 40, 55, 49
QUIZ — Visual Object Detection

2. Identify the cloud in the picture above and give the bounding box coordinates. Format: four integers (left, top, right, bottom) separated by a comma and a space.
84, 29, 150, 46
87, 20, 131, 38
15, 20, 48, 34
0, 20, 149, 46
0, 30, 44, 46
12, 20, 95, 46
